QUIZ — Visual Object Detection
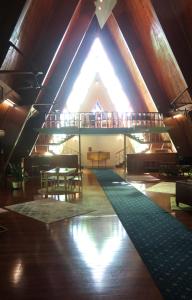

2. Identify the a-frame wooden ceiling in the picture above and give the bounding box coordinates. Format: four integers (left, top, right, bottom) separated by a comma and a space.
1, 0, 192, 168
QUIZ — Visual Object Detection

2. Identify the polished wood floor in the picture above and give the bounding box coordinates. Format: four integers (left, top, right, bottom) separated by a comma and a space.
0, 169, 192, 300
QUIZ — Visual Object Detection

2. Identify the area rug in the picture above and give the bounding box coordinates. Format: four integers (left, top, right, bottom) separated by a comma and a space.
170, 197, 192, 211
93, 169, 192, 300
0, 208, 8, 213
5, 199, 94, 224
146, 181, 176, 194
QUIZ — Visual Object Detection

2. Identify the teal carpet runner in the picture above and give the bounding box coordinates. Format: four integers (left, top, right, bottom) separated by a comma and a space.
93, 169, 192, 300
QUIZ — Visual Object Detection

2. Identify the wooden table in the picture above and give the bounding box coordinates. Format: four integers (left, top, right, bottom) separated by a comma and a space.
87, 151, 110, 168
40, 167, 76, 196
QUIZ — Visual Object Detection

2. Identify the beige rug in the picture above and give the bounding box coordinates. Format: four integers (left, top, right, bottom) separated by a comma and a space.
170, 197, 192, 211
146, 182, 176, 194
82, 185, 116, 216
5, 199, 94, 224
0, 208, 8, 213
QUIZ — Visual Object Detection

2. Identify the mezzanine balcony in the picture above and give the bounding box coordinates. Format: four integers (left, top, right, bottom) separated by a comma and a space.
36, 112, 170, 135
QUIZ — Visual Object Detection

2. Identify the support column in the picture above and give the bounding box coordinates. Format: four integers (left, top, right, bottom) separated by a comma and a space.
79, 134, 81, 171
124, 134, 127, 175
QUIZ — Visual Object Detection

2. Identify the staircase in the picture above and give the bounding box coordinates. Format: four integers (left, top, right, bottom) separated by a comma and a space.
171, 87, 192, 111
115, 148, 129, 168
33, 134, 75, 154
127, 132, 171, 144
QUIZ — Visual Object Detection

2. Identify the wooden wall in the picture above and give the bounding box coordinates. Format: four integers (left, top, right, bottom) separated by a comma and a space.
24, 155, 79, 176
114, 0, 190, 111
164, 114, 192, 157
152, 0, 192, 93
0, 0, 94, 167
127, 153, 178, 174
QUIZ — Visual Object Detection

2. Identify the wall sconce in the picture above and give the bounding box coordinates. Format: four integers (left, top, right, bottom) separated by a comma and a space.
3, 98, 16, 107
172, 113, 184, 119
0, 129, 5, 137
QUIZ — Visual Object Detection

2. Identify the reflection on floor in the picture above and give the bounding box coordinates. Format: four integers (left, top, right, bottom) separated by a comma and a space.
0, 169, 192, 299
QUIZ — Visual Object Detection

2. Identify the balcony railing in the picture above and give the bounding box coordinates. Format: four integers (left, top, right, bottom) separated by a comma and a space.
44, 112, 165, 129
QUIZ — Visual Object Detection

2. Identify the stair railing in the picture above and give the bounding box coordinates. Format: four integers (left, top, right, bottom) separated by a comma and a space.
171, 87, 192, 110
115, 147, 131, 167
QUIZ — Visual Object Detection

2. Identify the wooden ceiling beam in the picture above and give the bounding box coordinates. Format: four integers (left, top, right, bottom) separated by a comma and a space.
1, 0, 81, 166
55, 17, 99, 109
113, 0, 172, 112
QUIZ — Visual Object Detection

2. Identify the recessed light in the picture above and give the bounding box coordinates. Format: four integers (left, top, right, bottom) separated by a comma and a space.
98, 6, 102, 10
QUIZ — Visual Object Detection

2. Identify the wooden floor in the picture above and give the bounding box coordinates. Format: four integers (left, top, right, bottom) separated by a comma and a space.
0, 169, 192, 300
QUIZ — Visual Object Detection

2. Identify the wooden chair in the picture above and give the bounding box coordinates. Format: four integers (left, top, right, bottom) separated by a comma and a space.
69, 170, 83, 195
40, 170, 57, 189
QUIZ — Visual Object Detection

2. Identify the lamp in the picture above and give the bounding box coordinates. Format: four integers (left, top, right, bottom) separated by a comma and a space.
95, 0, 118, 29
0, 129, 5, 137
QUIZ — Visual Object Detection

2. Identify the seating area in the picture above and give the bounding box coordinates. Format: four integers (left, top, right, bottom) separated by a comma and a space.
39, 167, 82, 199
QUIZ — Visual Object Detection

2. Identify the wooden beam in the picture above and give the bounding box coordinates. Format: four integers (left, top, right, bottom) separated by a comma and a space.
9, 0, 95, 162
113, 0, 174, 112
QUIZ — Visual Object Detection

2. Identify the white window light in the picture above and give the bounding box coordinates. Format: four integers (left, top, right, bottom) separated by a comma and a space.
65, 37, 132, 113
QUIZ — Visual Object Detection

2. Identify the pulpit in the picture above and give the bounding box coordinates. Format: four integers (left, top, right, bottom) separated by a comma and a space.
87, 151, 110, 168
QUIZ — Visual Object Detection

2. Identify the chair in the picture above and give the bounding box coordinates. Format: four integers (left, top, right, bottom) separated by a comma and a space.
40, 172, 75, 200
69, 170, 83, 195
40, 170, 57, 189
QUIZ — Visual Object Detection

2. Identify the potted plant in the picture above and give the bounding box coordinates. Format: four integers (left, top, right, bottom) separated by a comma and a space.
9, 163, 24, 189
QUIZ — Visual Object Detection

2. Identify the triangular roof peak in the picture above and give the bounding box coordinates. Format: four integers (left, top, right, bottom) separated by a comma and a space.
65, 37, 132, 113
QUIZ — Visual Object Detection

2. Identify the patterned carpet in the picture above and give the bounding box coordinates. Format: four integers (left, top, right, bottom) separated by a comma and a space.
5, 199, 94, 223
93, 169, 192, 300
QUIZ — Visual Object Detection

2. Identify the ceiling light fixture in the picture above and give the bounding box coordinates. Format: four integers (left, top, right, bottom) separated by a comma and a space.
95, 0, 118, 29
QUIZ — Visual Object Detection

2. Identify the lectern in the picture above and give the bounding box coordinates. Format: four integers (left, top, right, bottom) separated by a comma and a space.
87, 151, 110, 168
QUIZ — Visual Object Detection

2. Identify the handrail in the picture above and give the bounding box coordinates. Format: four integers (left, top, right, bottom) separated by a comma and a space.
171, 87, 192, 109
171, 87, 189, 106
62, 146, 79, 156
115, 147, 132, 167
43, 111, 165, 129
36, 134, 74, 146
115, 148, 125, 155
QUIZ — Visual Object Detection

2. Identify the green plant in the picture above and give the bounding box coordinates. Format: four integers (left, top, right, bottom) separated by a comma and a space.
188, 168, 192, 179
9, 163, 23, 182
